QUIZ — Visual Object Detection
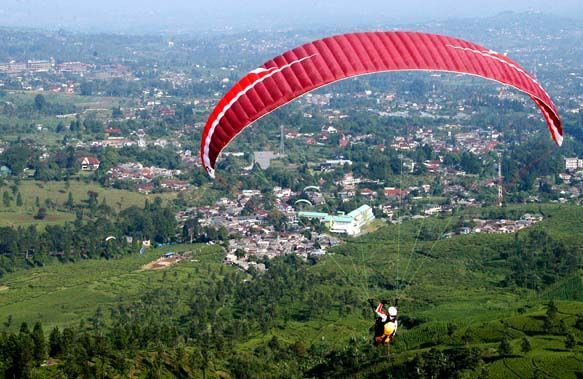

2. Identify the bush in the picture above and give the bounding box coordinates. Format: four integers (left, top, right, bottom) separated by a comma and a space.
34, 208, 47, 220
521, 337, 531, 353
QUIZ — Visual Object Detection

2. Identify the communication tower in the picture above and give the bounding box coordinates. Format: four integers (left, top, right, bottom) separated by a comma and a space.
497, 153, 503, 207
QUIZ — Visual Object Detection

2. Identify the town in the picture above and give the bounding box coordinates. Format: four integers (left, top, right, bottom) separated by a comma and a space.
0, 22, 582, 273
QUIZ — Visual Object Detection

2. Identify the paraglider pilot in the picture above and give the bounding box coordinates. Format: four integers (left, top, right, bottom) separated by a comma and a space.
369, 299, 397, 345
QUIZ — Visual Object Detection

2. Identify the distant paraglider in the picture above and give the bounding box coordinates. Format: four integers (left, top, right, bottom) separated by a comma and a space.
303, 186, 321, 193
105, 236, 117, 242
139, 240, 151, 255
294, 199, 313, 207
201, 31, 563, 177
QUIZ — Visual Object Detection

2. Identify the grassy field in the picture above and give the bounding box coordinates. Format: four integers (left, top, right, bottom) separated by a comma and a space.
18, 180, 176, 210
0, 180, 177, 227
0, 243, 225, 331
0, 209, 75, 228
0, 91, 124, 145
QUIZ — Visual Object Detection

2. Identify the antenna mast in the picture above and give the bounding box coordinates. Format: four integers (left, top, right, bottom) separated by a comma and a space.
497, 152, 503, 207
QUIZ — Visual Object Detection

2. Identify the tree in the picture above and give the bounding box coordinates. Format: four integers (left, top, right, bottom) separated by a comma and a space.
460, 151, 482, 174
87, 190, 99, 210
1, 143, 34, 173
4, 333, 33, 378
419, 225, 438, 241
35, 207, 47, 220
217, 226, 228, 241
19, 322, 29, 335
235, 249, 245, 259
56, 121, 66, 133
65, 192, 74, 209
48, 326, 63, 357
498, 337, 513, 356
60, 327, 75, 355
16, 192, 23, 207
575, 314, 583, 331
268, 209, 288, 232
34, 94, 46, 111
447, 323, 458, 338
565, 333, 576, 350
112, 106, 123, 119
521, 337, 531, 353
3, 190, 11, 207
409, 78, 427, 97
462, 330, 473, 345
4, 314, 13, 329
547, 300, 558, 320
559, 319, 568, 335
32, 321, 48, 363
80, 81, 94, 96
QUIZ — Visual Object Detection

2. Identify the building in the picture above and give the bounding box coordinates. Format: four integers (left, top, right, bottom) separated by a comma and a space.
323, 159, 352, 167
384, 187, 410, 200
27, 60, 53, 72
297, 211, 329, 222
0, 61, 27, 74
423, 160, 441, 172
565, 157, 583, 171
160, 179, 190, 192
78, 156, 100, 171
58, 61, 90, 74
299, 205, 375, 236
254, 151, 278, 169
329, 205, 375, 236
0, 166, 11, 177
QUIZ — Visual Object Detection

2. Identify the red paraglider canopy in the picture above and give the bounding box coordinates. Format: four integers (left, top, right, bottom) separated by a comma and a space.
201, 31, 562, 177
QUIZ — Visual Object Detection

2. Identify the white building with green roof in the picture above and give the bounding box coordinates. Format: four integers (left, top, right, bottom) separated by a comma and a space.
299, 204, 375, 236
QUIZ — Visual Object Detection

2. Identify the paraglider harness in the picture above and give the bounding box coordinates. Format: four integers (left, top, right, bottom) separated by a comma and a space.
369, 299, 398, 346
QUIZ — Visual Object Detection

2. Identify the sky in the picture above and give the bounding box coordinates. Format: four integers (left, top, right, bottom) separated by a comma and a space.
1, 0, 582, 33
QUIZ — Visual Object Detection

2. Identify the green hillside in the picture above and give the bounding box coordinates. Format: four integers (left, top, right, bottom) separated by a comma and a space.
0, 204, 581, 377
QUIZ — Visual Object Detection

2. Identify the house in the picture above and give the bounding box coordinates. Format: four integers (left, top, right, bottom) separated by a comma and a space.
339, 135, 349, 148
423, 160, 441, 172
360, 188, 377, 197
104, 128, 122, 135
160, 179, 190, 192
384, 187, 410, 200
79, 156, 101, 171
136, 183, 154, 194
159, 107, 176, 117
91, 139, 133, 148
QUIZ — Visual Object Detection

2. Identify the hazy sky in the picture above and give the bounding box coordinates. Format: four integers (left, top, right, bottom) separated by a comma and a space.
1, 0, 582, 32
